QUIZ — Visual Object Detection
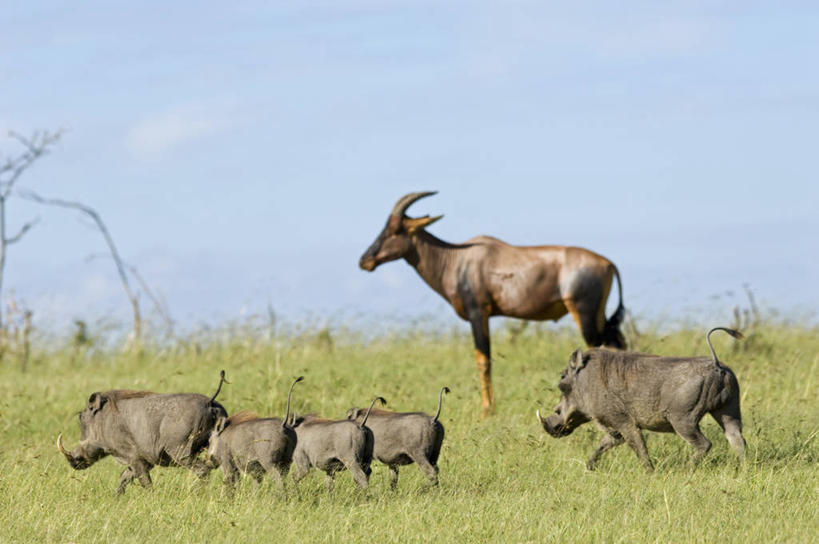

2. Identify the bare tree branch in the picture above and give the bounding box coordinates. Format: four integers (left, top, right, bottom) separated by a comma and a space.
19, 189, 142, 344
126, 263, 175, 338
0, 131, 62, 199
0, 130, 61, 338
85, 252, 175, 338
5, 217, 40, 245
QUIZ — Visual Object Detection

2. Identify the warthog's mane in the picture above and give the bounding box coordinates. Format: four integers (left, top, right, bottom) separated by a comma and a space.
104, 389, 155, 400
101, 390, 155, 412
227, 410, 260, 425
358, 408, 396, 417
588, 349, 711, 388
298, 415, 336, 425
597, 354, 642, 385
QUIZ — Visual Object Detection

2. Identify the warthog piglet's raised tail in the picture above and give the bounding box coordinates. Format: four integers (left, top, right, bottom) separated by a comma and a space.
360, 397, 387, 428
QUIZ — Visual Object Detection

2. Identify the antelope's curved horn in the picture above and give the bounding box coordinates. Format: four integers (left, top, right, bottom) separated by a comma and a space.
536, 409, 546, 426
390, 191, 437, 217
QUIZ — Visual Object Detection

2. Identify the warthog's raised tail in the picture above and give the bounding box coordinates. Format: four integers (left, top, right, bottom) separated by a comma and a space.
706, 327, 744, 364
360, 396, 387, 428
210, 370, 229, 403
433, 387, 450, 423
283, 376, 304, 428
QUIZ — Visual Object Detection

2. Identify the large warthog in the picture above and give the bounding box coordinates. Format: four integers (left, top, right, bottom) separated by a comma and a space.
291, 397, 385, 491
205, 376, 303, 492
346, 387, 449, 489
537, 328, 747, 471
57, 371, 229, 494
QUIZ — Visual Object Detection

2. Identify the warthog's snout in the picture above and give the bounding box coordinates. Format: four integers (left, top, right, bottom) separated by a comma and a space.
536, 410, 573, 438
56, 433, 92, 470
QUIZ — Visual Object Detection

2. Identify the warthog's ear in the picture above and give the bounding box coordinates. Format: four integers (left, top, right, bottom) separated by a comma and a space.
87, 393, 105, 415
214, 416, 228, 435
568, 349, 586, 370
346, 408, 360, 420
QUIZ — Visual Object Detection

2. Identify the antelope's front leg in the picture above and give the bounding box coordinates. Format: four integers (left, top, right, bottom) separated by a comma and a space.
470, 315, 493, 417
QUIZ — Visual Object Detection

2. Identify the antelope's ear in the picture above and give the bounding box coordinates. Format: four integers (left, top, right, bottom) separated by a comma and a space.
346, 408, 359, 420
404, 214, 443, 234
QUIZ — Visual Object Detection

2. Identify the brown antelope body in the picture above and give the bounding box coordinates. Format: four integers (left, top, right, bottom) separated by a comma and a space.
359, 192, 625, 417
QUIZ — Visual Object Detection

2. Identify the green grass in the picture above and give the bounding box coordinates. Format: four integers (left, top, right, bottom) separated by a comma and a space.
0, 322, 816, 543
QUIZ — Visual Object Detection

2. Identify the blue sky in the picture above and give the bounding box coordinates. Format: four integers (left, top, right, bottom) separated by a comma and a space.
2, 1, 818, 333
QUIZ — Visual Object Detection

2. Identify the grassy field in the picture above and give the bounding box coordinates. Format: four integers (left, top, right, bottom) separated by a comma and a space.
0, 321, 816, 543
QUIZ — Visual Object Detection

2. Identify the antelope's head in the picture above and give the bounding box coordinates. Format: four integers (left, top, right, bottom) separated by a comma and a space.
359, 191, 443, 271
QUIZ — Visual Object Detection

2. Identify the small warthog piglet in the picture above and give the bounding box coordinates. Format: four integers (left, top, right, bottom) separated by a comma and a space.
346, 386, 449, 488
206, 376, 303, 492
291, 396, 385, 491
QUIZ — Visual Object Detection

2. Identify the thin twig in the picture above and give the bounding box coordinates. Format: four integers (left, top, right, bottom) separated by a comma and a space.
5, 217, 40, 245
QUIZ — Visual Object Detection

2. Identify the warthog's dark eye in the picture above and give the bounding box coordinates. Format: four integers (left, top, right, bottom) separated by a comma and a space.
558, 382, 571, 394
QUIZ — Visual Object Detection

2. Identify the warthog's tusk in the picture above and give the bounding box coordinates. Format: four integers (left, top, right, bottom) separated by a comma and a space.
57, 433, 69, 456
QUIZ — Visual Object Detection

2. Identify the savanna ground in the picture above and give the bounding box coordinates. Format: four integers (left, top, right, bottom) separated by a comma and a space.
0, 319, 816, 543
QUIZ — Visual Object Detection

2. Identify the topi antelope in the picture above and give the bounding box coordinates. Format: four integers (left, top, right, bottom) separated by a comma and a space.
359, 191, 625, 417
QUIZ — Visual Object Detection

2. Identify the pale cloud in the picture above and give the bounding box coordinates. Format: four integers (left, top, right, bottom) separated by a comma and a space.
24, 271, 126, 329
126, 108, 217, 158
590, 17, 713, 58
459, 5, 716, 79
